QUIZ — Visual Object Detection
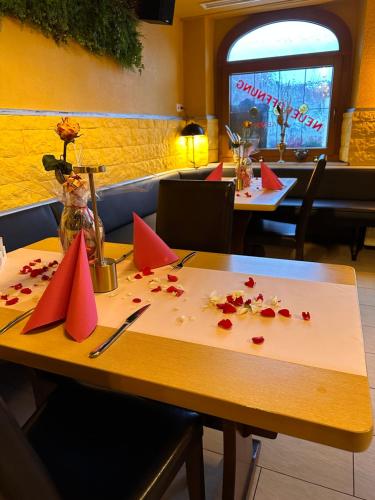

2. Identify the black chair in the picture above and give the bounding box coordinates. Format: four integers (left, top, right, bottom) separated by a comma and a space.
0, 381, 205, 500
245, 155, 327, 260
156, 179, 235, 253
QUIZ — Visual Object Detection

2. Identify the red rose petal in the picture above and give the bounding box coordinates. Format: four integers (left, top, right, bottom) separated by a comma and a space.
260, 308, 275, 318
134, 273, 143, 280
245, 277, 255, 288
244, 298, 252, 306
30, 269, 43, 278
226, 295, 235, 304
142, 267, 154, 276
218, 319, 232, 330
132, 298, 142, 303
41, 274, 50, 281
302, 311, 311, 321
252, 336, 264, 344
1, 294, 8, 300
256, 293, 264, 301
34, 258, 42, 263
234, 296, 243, 306
222, 303, 237, 314
216, 303, 226, 310
151, 286, 162, 292
236, 193, 240, 197
175, 289, 184, 297
167, 274, 178, 282
278, 308, 291, 318
13, 283, 22, 290
48, 260, 59, 267
21, 288, 32, 295
6, 298, 19, 306
166, 286, 184, 297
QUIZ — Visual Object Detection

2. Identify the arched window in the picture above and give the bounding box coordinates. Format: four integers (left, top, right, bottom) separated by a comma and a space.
217, 9, 352, 162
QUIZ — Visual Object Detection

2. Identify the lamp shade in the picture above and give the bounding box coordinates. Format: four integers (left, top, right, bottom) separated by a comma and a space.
181, 122, 205, 136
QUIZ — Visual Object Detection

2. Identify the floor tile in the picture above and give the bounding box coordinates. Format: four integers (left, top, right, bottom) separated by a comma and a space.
366, 353, 375, 389
255, 469, 358, 500
359, 288, 375, 307
363, 326, 375, 355
203, 426, 223, 455
357, 272, 375, 290
354, 438, 375, 500
361, 305, 375, 328
162, 450, 223, 500
258, 434, 353, 494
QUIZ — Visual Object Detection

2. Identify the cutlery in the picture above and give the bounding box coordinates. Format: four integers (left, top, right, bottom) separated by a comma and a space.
115, 249, 134, 264
0, 307, 35, 335
89, 303, 151, 358
170, 251, 197, 271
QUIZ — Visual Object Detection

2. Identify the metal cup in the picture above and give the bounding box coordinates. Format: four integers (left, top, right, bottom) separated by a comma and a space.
90, 258, 118, 293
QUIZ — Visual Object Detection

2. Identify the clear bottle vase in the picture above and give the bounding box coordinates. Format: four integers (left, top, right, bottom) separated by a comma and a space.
59, 187, 104, 264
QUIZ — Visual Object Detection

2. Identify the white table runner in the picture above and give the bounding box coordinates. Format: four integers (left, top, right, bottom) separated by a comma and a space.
0, 248, 366, 376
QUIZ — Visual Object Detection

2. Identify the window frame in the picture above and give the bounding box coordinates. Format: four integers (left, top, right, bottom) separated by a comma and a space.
217, 7, 353, 162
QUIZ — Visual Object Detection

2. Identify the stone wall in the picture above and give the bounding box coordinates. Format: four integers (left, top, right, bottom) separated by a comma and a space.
341, 110, 375, 165
0, 114, 217, 212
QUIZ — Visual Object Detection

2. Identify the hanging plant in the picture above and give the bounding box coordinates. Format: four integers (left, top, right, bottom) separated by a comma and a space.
0, 0, 143, 71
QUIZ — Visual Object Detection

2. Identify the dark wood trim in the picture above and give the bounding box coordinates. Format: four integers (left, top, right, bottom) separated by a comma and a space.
216, 6, 353, 163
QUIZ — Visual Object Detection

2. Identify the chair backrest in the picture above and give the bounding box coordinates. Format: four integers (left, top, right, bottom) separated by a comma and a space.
296, 154, 327, 244
156, 179, 235, 253
0, 397, 61, 500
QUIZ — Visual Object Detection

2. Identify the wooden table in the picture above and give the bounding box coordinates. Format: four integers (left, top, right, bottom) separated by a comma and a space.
0, 239, 372, 499
228, 177, 297, 254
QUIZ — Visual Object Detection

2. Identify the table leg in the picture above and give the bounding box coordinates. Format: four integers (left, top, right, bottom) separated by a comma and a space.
231, 212, 252, 255
222, 421, 261, 500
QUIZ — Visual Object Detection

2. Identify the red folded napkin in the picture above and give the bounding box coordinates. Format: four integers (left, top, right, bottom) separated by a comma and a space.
133, 212, 178, 270
206, 162, 223, 181
261, 162, 283, 190
23, 230, 97, 342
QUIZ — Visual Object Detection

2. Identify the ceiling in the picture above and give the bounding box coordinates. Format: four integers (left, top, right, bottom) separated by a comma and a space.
174, 0, 336, 19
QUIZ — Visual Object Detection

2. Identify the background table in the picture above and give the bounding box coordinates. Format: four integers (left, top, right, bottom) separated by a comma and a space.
229, 177, 297, 253
0, 239, 372, 498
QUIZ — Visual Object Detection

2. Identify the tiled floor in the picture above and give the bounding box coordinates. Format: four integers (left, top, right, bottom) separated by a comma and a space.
1, 242, 374, 499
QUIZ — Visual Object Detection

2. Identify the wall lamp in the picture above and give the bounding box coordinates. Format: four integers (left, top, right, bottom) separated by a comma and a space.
180, 122, 205, 168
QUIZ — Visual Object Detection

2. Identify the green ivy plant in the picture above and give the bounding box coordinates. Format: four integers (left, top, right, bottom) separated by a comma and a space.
0, 0, 143, 70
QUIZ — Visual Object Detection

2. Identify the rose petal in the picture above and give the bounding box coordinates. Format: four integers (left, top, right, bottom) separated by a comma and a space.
48, 260, 59, 267
134, 273, 143, 280
222, 303, 237, 314
13, 283, 22, 290
142, 267, 154, 276
21, 288, 32, 295
34, 258, 42, 263
41, 275, 50, 281
1, 294, 8, 300
5, 298, 19, 306
244, 298, 252, 306
244, 277, 255, 288
30, 269, 43, 278
132, 298, 142, 303
252, 336, 264, 344
256, 293, 264, 302
302, 311, 311, 321
151, 286, 162, 292
175, 289, 184, 297
226, 295, 235, 304
167, 274, 178, 282
260, 308, 275, 318
234, 296, 243, 306
278, 308, 291, 318
218, 319, 232, 330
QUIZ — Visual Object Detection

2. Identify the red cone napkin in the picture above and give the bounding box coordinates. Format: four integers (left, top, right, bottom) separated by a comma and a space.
133, 212, 178, 270
206, 162, 223, 181
23, 230, 97, 342
261, 162, 284, 190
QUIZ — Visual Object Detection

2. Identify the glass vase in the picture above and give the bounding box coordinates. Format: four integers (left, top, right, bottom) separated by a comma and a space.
59, 184, 104, 264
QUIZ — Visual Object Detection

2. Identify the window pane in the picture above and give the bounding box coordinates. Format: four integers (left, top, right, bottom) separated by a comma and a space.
228, 21, 339, 61
229, 66, 333, 149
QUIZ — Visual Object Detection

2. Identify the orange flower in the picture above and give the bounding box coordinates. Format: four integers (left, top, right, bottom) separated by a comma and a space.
56, 117, 80, 142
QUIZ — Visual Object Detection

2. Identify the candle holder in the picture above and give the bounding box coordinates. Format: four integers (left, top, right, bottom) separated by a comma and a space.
74, 165, 118, 293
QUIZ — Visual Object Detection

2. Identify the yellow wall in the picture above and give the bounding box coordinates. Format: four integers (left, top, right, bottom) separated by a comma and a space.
0, 17, 183, 115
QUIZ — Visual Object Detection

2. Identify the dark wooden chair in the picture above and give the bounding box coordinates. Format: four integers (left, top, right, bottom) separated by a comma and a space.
0, 381, 205, 500
245, 155, 327, 260
156, 179, 235, 253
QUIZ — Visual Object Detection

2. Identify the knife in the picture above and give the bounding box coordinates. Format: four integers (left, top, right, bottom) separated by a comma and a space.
0, 307, 35, 335
89, 303, 151, 358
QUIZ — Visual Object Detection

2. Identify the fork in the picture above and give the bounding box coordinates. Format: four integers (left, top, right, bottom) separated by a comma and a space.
115, 249, 133, 264
0, 307, 35, 335
170, 251, 197, 271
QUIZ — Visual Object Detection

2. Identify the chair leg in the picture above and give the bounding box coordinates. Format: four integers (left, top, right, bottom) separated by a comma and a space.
295, 243, 304, 261
351, 226, 366, 261
186, 433, 206, 500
